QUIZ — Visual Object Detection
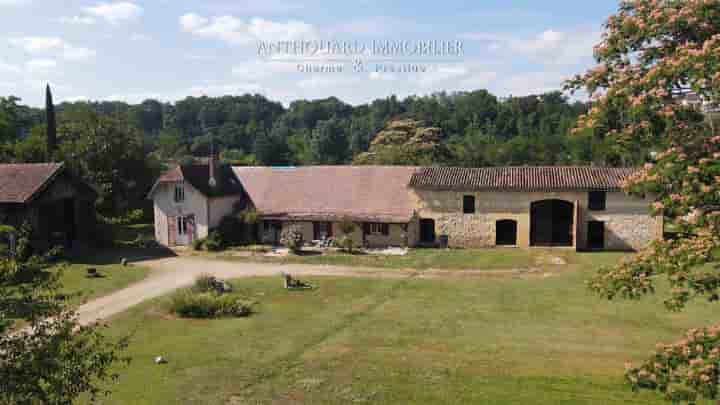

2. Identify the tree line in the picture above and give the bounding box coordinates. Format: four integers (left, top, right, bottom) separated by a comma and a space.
0, 88, 649, 217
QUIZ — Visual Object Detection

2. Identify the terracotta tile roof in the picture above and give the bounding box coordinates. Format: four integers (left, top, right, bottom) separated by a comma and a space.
0, 163, 65, 203
409, 166, 638, 191
233, 166, 417, 223
149, 164, 244, 198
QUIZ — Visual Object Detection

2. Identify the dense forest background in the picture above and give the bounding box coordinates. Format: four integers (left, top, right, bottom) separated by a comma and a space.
0, 89, 649, 216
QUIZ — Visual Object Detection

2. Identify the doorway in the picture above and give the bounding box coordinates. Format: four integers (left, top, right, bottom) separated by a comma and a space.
587, 221, 605, 249
175, 215, 194, 246
495, 219, 518, 246
419, 219, 436, 244
530, 199, 574, 247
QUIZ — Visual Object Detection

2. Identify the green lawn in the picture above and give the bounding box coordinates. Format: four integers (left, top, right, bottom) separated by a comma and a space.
88, 255, 717, 404
211, 247, 628, 271
57, 261, 150, 305
54, 244, 171, 305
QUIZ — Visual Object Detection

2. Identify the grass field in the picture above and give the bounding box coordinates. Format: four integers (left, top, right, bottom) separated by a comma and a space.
57, 261, 149, 305
210, 247, 626, 271
87, 253, 718, 405
57, 244, 168, 305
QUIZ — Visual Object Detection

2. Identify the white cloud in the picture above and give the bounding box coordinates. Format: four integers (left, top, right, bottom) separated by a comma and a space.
84, 1, 142, 23
25, 58, 57, 71
9, 36, 96, 61
0, 0, 28, 5
58, 16, 97, 25
180, 13, 208, 32
197, 0, 300, 14
180, 14, 316, 45
461, 28, 600, 65
10, 36, 64, 53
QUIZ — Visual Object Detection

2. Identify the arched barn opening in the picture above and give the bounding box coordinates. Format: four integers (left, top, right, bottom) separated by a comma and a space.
530, 199, 574, 247
495, 219, 517, 246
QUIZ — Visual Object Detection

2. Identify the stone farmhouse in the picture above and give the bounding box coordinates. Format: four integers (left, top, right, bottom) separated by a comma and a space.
149, 161, 662, 251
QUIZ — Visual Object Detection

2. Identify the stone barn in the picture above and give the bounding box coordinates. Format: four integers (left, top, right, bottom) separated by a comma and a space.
408, 166, 663, 251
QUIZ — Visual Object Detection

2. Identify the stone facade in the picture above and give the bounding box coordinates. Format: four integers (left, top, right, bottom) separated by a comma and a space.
411, 189, 661, 251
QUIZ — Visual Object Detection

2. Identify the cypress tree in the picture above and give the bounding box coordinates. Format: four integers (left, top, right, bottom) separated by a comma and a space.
45, 84, 56, 161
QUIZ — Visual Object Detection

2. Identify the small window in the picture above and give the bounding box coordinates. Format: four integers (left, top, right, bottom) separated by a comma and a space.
588, 191, 606, 211
463, 195, 476, 214
174, 186, 185, 203
367, 223, 389, 236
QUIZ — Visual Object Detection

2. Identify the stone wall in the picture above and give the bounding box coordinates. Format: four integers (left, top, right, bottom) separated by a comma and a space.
411, 189, 661, 251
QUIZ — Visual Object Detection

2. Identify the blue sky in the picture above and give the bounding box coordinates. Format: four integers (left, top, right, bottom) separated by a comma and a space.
0, 0, 619, 107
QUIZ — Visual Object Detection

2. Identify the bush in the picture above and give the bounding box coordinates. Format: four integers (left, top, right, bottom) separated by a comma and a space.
192, 237, 205, 251
280, 226, 304, 253
337, 219, 356, 236
168, 290, 252, 319
103, 209, 147, 226
239, 209, 261, 225
191, 274, 231, 294
335, 235, 356, 254
203, 231, 224, 252
128, 233, 159, 249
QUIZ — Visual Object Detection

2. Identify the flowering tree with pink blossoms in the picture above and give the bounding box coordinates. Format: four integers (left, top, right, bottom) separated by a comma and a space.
566, 0, 720, 402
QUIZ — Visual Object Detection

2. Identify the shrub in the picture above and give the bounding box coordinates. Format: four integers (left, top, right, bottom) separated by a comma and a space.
168, 290, 252, 319
191, 274, 231, 294
128, 233, 159, 249
203, 231, 224, 252
337, 219, 356, 236
192, 237, 205, 251
239, 209, 261, 225
280, 226, 304, 253
336, 235, 356, 254
192, 274, 218, 293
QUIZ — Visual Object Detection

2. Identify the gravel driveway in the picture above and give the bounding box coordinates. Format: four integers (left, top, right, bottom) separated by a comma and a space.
76, 256, 549, 325
76, 257, 413, 325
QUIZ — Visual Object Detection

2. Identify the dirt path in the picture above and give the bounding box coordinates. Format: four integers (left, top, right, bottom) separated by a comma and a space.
76, 256, 551, 325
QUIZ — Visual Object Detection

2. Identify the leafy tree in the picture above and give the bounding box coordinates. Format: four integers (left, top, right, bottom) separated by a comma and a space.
0, 244, 128, 404
354, 119, 448, 165
12, 125, 47, 163
55, 107, 160, 216
567, 1, 720, 402
310, 117, 349, 164
255, 121, 290, 166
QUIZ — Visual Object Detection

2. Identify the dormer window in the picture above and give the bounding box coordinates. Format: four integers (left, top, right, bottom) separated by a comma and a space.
174, 185, 185, 203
